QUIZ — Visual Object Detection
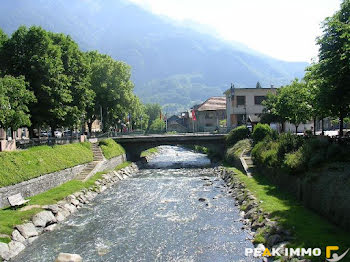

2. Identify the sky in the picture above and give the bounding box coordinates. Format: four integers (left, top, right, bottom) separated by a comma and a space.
128, 0, 341, 62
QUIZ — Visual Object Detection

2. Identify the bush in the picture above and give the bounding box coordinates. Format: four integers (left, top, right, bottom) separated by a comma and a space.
276, 133, 303, 161
283, 149, 305, 172
252, 123, 272, 144
252, 140, 278, 168
225, 126, 250, 146
99, 138, 125, 159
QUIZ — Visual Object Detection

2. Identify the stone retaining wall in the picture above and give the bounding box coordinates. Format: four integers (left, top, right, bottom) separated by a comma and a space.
0, 164, 88, 209
259, 166, 350, 231
0, 154, 127, 209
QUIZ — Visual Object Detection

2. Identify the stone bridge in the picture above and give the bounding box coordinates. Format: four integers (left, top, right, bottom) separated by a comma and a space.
113, 133, 226, 161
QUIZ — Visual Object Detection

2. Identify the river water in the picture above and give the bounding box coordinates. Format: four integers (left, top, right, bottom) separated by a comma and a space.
14, 146, 257, 262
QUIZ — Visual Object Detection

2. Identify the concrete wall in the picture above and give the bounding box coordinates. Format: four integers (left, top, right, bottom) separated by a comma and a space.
0, 154, 127, 209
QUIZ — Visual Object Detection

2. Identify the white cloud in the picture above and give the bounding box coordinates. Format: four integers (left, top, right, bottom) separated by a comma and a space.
128, 0, 341, 62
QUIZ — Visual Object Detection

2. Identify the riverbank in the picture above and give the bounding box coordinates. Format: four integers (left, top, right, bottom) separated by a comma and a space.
0, 162, 137, 261
220, 166, 350, 261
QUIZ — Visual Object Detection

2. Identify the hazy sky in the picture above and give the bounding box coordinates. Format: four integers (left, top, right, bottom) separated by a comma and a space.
128, 0, 341, 62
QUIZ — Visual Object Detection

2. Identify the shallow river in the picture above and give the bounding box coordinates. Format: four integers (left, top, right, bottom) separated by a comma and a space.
14, 146, 257, 262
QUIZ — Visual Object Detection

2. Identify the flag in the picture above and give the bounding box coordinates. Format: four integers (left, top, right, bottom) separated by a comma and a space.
192, 110, 197, 121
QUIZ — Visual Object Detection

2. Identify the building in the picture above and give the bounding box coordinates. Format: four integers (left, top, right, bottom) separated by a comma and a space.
224, 87, 277, 129
167, 115, 188, 133
194, 96, 226, 132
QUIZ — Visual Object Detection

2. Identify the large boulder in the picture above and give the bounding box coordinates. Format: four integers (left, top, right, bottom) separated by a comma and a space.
55, 253, 83, 262
0, 242, 10, 261
16, 223, 38, 239
32, 211, 56, 227
12, 230, 25, 243
7, 241, 26, 259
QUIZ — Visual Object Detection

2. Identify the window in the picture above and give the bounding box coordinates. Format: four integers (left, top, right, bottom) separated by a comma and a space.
254, 96, 266, 105
237, 114, 246, 125
205, 112, 214, 119
236, 96, 245, 106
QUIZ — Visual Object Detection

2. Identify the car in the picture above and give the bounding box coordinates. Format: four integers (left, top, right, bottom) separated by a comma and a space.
54, 131, 62, 138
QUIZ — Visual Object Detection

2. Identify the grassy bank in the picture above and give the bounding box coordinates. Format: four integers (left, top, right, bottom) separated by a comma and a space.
0, 143, 93, 188
0, 161, 131, 242
140, 147, 158, 157
225, 166, 350, 253
99, 138, 125, 159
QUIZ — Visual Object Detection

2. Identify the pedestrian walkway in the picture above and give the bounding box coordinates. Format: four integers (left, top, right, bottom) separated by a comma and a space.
75, 143, 104, 181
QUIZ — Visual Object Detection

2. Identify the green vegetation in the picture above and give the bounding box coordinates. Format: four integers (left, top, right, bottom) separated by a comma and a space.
0, 161, 131, 240
225, 126, 250, 146
225, 139, 251, 166
251, 123, 272, 144
98, 139, 125, 160
251, 133, 350, 174
0, 25, 150, 136
0, 143, 93, 188
148, 118, 166, 133
225, 166, 350, 252
140, 147, 158, 157
0, 75, 36, 130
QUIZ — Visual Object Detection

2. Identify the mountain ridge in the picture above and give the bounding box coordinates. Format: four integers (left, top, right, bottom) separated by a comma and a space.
0, 0, 308, 113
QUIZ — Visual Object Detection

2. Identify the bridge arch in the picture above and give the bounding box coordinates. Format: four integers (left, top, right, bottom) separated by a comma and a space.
113, 134, 226, 161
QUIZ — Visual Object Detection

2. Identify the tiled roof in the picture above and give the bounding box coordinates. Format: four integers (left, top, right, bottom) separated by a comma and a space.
197, 96, 226, 111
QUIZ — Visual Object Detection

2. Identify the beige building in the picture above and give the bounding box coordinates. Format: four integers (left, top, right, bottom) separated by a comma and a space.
194, 97, 226, 132
224, 87, 277, 129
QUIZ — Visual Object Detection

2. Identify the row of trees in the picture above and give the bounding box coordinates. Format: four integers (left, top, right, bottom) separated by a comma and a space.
0, 25, 162, 137
262, 0, 350, 135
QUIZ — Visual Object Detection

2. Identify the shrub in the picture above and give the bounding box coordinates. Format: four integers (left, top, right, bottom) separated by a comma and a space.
252, 139, 278, 168
225, 126, 250, 146
284, 148, 305, 172
252, 123, 272, 144
276, 133, 303, 161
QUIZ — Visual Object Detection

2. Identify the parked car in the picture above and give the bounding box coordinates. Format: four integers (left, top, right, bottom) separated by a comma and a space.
54, 131, 62, 138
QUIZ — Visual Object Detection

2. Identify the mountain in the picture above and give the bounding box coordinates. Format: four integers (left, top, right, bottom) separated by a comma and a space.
0, 0, 308, 113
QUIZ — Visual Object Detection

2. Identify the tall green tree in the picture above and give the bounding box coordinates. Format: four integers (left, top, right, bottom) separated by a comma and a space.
262, 79, 311, 133
144, 103, 162, 132
86, 51, 134, 133
256, 81, 262, 88
316, 0, 350, 136
0, 75, 36, 131
0, 28, 8, 49
0, 26, 72, 136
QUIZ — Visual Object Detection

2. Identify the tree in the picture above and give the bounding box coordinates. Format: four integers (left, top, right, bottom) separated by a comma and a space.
148, 119, 165, 133
0, 28, 8, 49
256, 81, 262, 88
144, 103, 162, 131
0, 75, 36, 131
85, 51, 135, 133
0, 26, 72, 136
263, 79, 311, 133
316, 0, 350, 136
130, 96, 149, 131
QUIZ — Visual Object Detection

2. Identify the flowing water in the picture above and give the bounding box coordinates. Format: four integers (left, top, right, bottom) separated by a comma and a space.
14, 146, 257, 262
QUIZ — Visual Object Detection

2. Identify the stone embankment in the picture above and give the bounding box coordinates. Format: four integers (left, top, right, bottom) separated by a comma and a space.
217, 167, 310, 262
0, 163, 139, 261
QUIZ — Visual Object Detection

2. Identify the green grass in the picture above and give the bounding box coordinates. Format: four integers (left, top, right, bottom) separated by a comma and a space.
0, 161, 132, 241
99, 138, 125, 160
0, 142, 93, 188
225, 165, 350, 257
140, 147, 158, 157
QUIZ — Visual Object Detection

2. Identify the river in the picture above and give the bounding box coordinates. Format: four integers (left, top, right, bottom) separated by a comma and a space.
14, 146, 257, 262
